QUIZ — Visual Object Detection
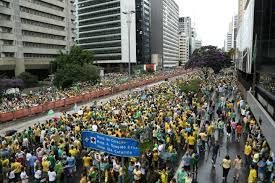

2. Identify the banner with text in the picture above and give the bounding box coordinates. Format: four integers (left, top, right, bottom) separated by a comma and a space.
82, 131, 140, 157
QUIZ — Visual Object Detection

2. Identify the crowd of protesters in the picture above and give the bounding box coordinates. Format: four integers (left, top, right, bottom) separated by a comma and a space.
0, 69, 274, 183
0, 69, 188, 113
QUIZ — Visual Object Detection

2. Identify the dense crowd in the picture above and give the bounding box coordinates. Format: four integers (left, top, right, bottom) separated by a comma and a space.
0, 69, 187, 113
0, 70, 274, 183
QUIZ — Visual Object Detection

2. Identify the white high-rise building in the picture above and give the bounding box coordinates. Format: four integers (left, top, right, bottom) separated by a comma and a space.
179, 17, 191, 37
77, 0, 136, 71
151, 0, 179, 68
0, 0, 76, 76
225, 32, 233, 51
179, 32, 189, 64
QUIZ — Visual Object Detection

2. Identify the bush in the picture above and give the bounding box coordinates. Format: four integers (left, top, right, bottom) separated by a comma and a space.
54, 64, 100, 89
17, 72, 38, 88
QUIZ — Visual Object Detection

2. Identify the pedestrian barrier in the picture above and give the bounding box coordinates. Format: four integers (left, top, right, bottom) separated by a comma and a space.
43, 102, 56, 112
0, 112, 14, 122
29, 105, 43, 115
0, 70, 195, 122
13, 109, 29, 119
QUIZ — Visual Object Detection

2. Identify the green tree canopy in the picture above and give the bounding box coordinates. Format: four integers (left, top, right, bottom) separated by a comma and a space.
52, 45, 95, 70
185, 45, 232, 74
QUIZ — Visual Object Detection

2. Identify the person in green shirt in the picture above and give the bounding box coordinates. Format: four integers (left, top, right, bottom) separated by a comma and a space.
177, 167, 186, 183
54, 160, 63, 183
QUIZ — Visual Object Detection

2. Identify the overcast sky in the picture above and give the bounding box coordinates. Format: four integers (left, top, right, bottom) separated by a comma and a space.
175, 0, 237, 48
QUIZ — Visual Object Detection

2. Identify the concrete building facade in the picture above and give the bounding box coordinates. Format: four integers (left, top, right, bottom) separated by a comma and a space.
179, 16, 191, 37
151, 0, 179, 68
179, 32, 189, 64
0, 0, 76, 76
77, 0, 136, 72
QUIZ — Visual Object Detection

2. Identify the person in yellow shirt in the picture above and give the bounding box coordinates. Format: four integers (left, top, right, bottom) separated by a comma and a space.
158, 168, 168, 183
11, 160, 22, 180
187, 135, 196, 150
248, 164, 257, 183
82, 153, 92, 171
69, 146, 79, 157
244, 142, 252, 166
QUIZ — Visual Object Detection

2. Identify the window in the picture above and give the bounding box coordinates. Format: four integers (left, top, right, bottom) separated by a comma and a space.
0, 26, 12, 33
79, 28, 120, 38
24, 53, 57, 58
0, 13, 10, 20
79, 2, 119, 14
80, 42, 121, 49
79, 15, 120, 26
79, 35, 121, 44
0, 0, 9, 8
79, 9, 120, 20
79, 22, 120, 32
3, 40, 13, 45
3, 52, 14, 57
95, 55, 121, 60
79, 0, 115, 8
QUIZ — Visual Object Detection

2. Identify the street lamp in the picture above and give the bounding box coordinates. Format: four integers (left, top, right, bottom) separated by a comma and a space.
123, 10, 135, 79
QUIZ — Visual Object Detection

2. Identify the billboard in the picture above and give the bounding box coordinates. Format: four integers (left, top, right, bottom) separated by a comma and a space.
236, 0, 255, 74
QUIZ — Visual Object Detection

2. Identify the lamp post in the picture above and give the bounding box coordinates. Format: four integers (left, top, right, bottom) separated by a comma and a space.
123, 10, 135, 79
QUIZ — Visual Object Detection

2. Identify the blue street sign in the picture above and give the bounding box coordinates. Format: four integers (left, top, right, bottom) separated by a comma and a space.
82, 131, 140, 157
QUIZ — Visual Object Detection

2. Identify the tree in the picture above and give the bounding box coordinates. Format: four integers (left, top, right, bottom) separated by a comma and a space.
17, 72, 39, 88
54, 64, 100, 89
185, 45, 232, 75
52, 46, 99, 89
52, 45, 95, 70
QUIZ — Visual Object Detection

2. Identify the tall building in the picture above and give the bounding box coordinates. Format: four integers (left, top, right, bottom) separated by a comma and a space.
151, 0, 179, 68
238, 0, 247, 28
236, 0, 275, 152
179, 17, 191, 37
194, 40, 202, 49
232, 15, 238, 49
225, 32, 233, 52
0, 0, 76, 76
77, 0, 136, 72
179, 32, 189, 64
136, 0, 151, 65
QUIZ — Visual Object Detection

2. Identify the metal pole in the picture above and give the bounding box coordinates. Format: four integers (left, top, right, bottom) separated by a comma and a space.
127, 16, 131, 79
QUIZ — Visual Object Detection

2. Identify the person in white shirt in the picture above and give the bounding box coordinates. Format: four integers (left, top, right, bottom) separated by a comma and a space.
20, 167, 29, 183
48, 168, 57, 183
34, 167, 42, 182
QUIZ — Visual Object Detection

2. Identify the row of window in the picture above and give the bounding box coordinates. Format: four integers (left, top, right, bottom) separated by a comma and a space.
95, 55, 121, 61
2, 40, 13, 45
20, 6, 64, 21
24, 0, 64, 12
79, 35, 121, 44
79, 28, 120, 38
22, 30, 65, 40
2, 52, 14, 57
79, 22, 120, 32
24, 53, 57, 58
80, 42, 120, 49
79, 0, 115, 8
79, 15, 120, 26
23, 42, 65, 49
94, 48, 121, 54
21, 18, 65, 31
0, 0, 9, 8
79, 9, 120, 20
0, 27, 12, 33
0, 13, 10, 20
78, 2, 119, 14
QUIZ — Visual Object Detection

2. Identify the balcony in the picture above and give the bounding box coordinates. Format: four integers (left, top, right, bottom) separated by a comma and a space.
0, 33, 14, 40
23, 47, 61, 54
21, 24, 66, 37
0, 6, 12, 15
0, 20, 13, 27
0, 58, 15, 70
20, 12, 66, 27
22, 36, 66, 45
2, 45, 16, 52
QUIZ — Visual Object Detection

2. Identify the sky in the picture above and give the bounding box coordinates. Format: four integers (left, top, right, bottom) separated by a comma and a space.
175, 0, 237, 48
